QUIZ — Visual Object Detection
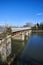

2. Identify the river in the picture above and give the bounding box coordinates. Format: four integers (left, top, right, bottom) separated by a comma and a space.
19, 33, 43, 65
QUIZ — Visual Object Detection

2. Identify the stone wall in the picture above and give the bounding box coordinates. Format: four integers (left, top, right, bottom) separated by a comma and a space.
0, 35, 11, 61
12, 30, 32, 41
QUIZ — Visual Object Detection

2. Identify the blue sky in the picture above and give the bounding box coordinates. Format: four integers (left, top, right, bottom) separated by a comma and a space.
0, 0, 43, 26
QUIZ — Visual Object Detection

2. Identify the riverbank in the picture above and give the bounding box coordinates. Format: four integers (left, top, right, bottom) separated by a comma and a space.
32, 30, 43, 33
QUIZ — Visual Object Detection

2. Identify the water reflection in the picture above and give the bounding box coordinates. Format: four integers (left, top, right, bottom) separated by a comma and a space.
20, 33, 43, 65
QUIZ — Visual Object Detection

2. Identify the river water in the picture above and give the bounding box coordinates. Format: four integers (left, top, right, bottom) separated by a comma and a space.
19, 33, 43, 65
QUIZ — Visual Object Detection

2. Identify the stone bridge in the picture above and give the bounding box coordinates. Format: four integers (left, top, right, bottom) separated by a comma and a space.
11, 27, 32, 40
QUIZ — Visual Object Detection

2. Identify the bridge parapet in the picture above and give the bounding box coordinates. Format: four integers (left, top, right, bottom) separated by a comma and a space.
12, 27, 31, 33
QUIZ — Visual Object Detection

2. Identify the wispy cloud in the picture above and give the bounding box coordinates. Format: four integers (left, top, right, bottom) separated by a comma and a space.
37, 13, 43, 15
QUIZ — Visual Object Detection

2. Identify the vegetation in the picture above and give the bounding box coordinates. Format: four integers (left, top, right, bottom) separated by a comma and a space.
0, 26, 12, 39
32, 23, 43, 30
0, 33, 6, 39
6, 26, 12, 35
39, 23, 43, 30
0, 54, 2, 59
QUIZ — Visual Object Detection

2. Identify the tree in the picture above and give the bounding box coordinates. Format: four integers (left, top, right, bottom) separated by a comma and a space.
37, 23, 39, 27
40, 23, 43, 30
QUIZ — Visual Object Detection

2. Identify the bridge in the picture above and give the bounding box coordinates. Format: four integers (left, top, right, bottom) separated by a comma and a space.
11, 27, 32, 40
12, 27, 31, 32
